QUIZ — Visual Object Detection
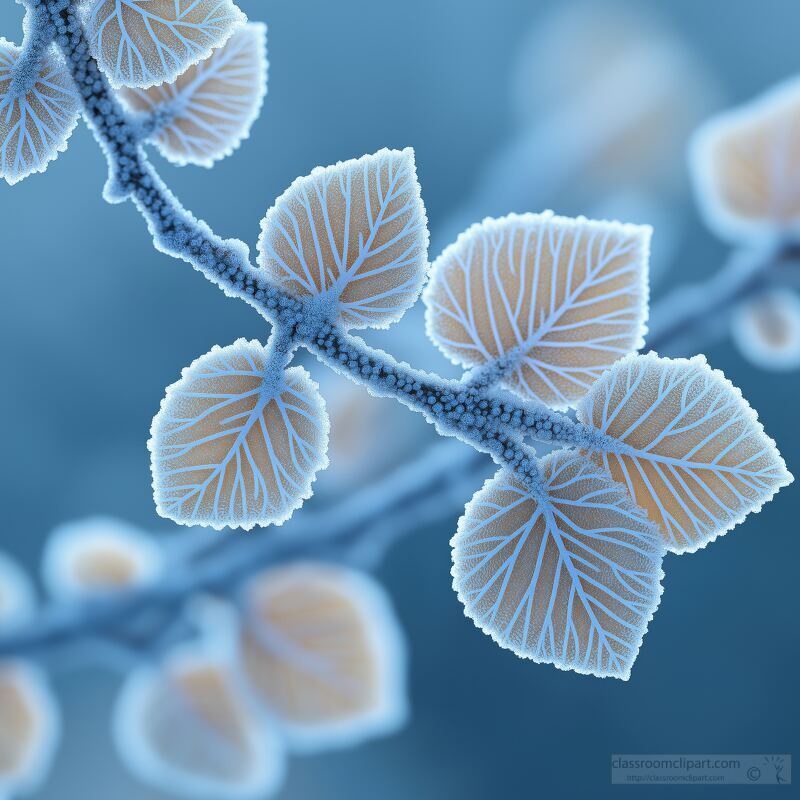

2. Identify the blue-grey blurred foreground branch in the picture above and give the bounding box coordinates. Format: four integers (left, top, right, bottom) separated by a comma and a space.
0, 442, 489, 661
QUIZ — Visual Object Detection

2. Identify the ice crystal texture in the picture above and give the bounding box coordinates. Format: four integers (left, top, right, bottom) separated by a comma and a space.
453, 450, 664, 680
86, 0, 246, 89
150, 340, 329, 530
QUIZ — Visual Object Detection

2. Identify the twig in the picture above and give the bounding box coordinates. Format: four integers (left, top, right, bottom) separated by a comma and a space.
647, 244, 780, 354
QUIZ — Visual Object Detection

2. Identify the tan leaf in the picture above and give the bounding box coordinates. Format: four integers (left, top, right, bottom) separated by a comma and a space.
239, 563, 406, 750
0, 663, 58, 795
452, 450, 664, 679
578, 353, 793, 553
424, 212, 649, 409
87, 0, 246, 89
149, 339, 329, 530
0, 40, 81, 184
692, 78, 800, 240
258, 149, 429, 329
114, 651, 284, 797
120, 23, 267, 166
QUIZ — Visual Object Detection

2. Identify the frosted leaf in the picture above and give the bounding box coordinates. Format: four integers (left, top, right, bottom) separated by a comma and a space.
86, 0, 246, 89
0, 40, 81, 185
149, 339, 329, 531
0, 663, 59, 799
239, 563, 407, 752
257, 148, 429, 329
0, 553, 34, 630
732, 289, 800, 372
691, 78, 800, 240
120, 22, 267, 167
42, 517, 162, 600
424, 212, 650, 410
452, 450, 664, 680
578, 353, 793, 553
114, 650, 285, 799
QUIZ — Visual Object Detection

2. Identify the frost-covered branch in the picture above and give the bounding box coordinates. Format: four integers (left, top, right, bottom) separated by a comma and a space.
4, 0, 784, 650
0, 0, 775, 672
39, 2, 587, 491
0, 264, 784, 663
35, 1, 792, 502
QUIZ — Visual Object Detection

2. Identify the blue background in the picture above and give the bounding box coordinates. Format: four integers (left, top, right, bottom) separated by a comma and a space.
0, 0, 797, 797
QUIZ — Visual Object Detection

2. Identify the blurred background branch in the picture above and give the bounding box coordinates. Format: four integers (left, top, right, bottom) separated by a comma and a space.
0, 442, 488, 662
647, 242, 800, 355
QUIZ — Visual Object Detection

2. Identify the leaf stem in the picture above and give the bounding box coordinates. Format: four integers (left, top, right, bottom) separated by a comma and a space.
10, 3, 54, 95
